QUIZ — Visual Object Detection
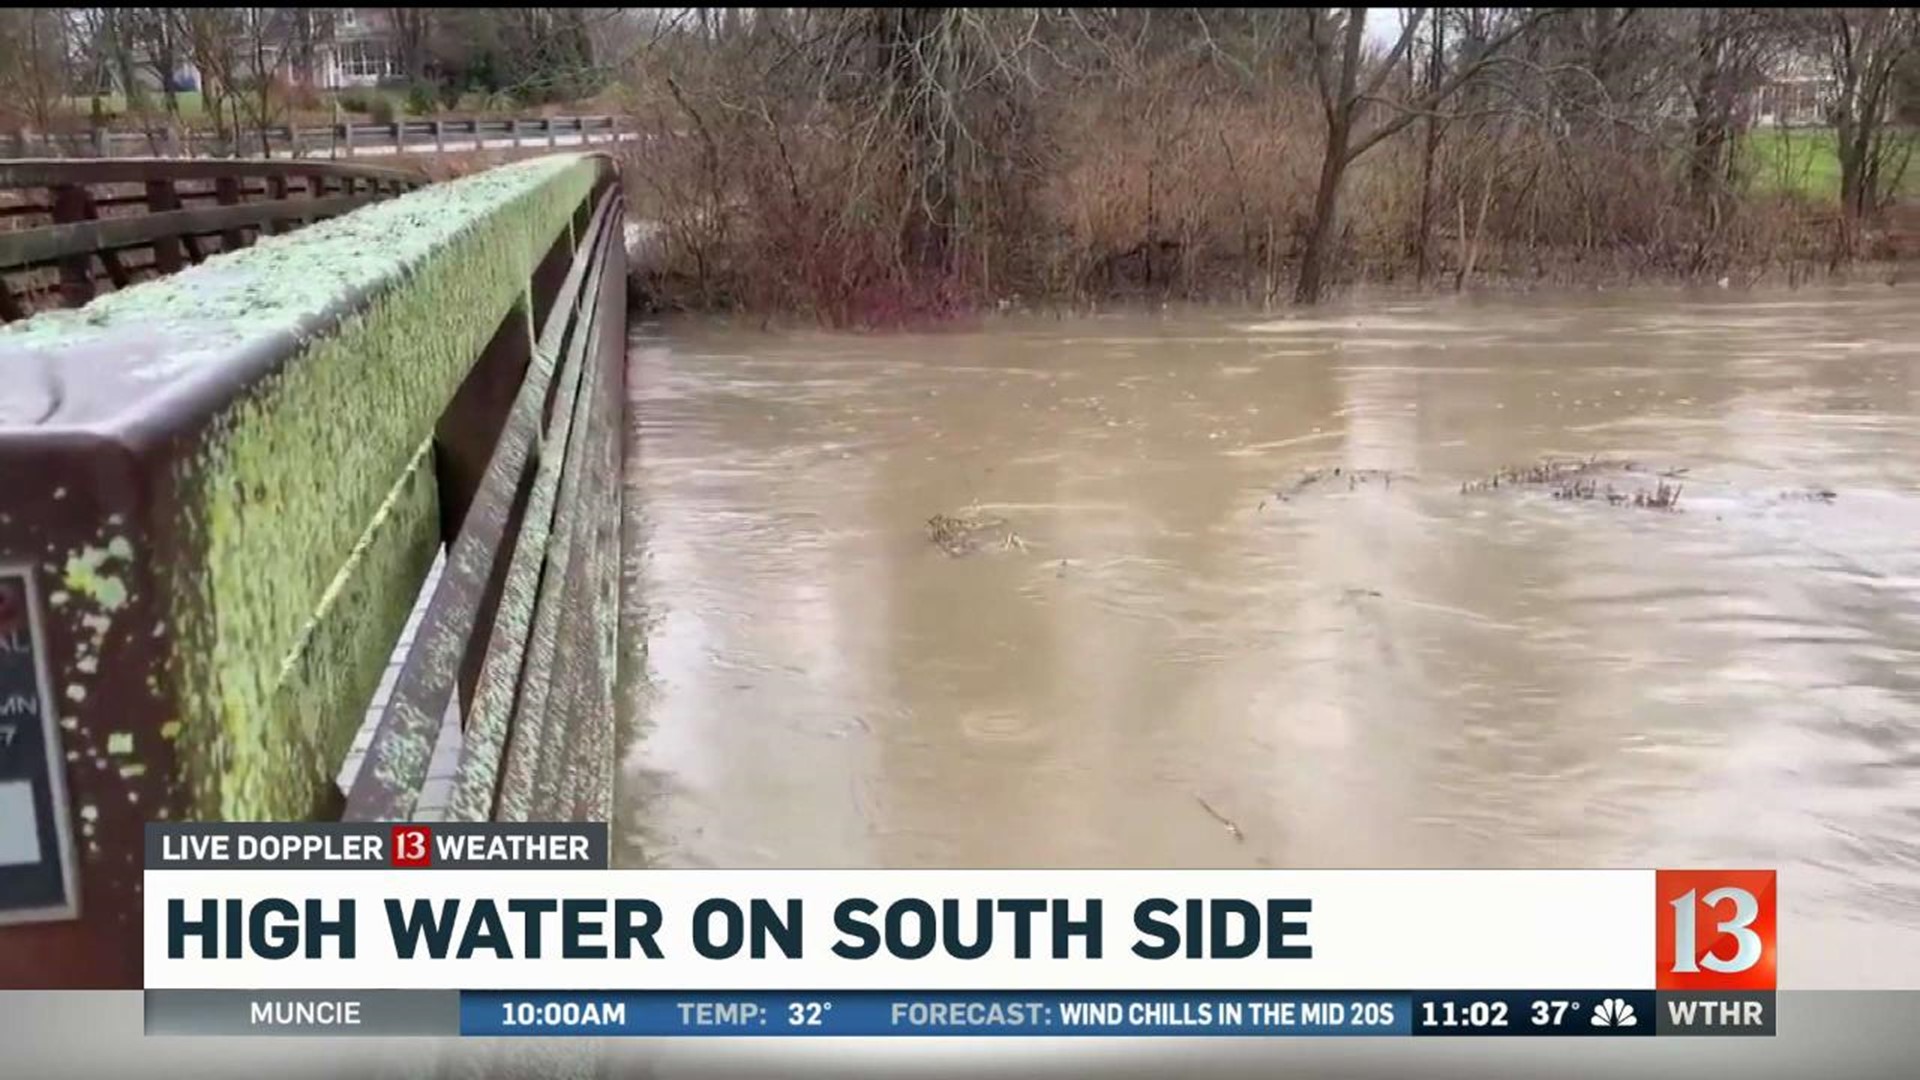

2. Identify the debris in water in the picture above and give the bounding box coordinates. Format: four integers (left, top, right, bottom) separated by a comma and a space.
1549, 476, 1680, 509
1461, 456, 1628, 493
1463, 456, 1682, 511
1282, 467, 1400, 498
927, 510, 1018, 556
1636, 481, 1682, 510
1194, 795, 1246, 843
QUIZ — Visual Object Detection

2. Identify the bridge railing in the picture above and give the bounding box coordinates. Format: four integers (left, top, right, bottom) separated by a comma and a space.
343, 175, 628, 827
0, 158, 426, 321
7, 114, 628, 160
0, 151, 627, 986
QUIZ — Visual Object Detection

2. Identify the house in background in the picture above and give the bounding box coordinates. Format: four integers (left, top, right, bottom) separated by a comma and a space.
1748, 48, 1910, 130
1750, 54, 1830, 128
307, 8, 399, 89
115, 8, 401, 98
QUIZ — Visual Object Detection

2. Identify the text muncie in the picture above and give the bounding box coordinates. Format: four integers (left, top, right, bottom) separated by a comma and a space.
165, 897, 1313, 961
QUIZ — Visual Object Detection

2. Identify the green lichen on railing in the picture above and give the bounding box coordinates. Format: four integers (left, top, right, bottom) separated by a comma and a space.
4, 154, 599, 820
187, 157, 593, 821
236, 439, 442, 820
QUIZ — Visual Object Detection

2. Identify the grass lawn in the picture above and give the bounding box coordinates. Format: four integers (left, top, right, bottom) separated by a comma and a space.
54, 87, 548, 130
1743, 126, 1920, 202
57, 88, 418, 127
61, 90, 208, 121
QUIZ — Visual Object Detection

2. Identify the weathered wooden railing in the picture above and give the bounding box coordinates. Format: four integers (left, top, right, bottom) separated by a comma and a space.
9, 114, 628, 160
0, 151, 627, 987
0, 158, 425, 321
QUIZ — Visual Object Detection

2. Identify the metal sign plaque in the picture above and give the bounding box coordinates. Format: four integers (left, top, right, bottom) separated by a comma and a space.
0, 567, 78, 923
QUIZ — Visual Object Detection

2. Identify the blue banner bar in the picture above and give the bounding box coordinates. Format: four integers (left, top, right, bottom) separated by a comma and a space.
459, 990, 1674, 1037
461, 991, 1408, 1037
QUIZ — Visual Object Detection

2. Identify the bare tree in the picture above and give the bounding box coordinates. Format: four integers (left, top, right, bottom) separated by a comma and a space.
617, 6, 1897, 319
388, 8, 435, 85
123, 8, 185, 124
1295, 7, 1558, 303
1414, 8, 1446, 285
233, 8, 299, 156
172, 7, 242, 145
487, 7, 605, 103
0, 9, 74, 134
1812, 7, 1920, 235
286, 7, 335, 106
1682, 9, 1780, 231
74, 7, 148, 120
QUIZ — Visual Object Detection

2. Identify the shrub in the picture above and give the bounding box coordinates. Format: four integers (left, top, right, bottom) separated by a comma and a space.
337, 89, 399, 126
621, 13, 1839, 318
404, 81, 438, 117
336, 89, 377, 115
286, 81, 322, 111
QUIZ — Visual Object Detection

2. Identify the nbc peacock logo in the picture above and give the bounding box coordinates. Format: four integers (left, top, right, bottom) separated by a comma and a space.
1590, 997, 1638, 1028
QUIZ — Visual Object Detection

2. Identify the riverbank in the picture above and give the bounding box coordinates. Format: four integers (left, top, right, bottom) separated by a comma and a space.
610, 8, 1920, 324
626, 228, 1918, 331
621, 150, 1918, 328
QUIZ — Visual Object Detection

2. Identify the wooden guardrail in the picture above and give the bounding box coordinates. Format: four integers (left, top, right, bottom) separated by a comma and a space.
342, 178, 628, 827
7, 114, 627, 160
0, 158, 426, 321
0, 152, 627, 987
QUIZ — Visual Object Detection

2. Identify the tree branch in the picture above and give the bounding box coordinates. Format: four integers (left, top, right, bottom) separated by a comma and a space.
1345, 8, 1566, 163
1358, 8, 1429, 102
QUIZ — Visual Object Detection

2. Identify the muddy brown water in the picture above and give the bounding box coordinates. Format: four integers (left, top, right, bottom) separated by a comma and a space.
616, 286, 1920, 988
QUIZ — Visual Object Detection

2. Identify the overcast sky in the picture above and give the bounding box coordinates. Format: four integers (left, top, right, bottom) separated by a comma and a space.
1365, 9, 1415, 48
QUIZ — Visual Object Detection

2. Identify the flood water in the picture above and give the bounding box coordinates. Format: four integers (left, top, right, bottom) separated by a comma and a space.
615, 286, 1920, 988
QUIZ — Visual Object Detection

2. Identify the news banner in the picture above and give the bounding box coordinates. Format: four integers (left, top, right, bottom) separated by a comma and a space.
141, 824, 1777, 1038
